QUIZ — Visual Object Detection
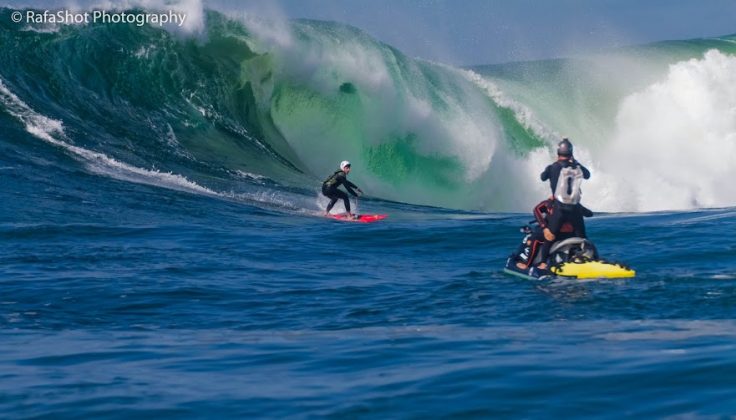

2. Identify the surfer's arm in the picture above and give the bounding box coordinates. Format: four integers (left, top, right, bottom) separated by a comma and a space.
344, 180, 361, 196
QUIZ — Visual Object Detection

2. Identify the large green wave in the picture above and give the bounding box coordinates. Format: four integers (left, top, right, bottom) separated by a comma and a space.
2, 8, 735, 211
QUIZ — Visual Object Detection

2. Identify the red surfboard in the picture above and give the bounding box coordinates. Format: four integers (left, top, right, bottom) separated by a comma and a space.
327, 213, 387, 223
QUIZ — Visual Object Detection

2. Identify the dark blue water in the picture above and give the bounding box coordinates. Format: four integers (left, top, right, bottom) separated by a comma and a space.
2, 138, 736, 417
2, 7, 736, 418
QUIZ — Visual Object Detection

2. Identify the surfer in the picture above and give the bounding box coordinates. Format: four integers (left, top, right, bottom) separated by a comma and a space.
322, 161, 363, 218
535, 138, 591, 270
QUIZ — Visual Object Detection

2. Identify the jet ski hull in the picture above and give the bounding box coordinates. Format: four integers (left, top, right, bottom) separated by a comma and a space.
552, 260, 635, 279
503, 257, 635, 280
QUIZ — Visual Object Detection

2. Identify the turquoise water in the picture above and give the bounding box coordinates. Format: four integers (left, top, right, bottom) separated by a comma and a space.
1, 7, 736, 418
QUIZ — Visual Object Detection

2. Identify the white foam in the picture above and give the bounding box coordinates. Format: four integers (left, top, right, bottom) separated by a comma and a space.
592, 50, 736, 212
133, 44, 155, 58
235, 7, 293, 51
233, 170, 266, 181
270, 22, 390, 95
20, 24, 62, 34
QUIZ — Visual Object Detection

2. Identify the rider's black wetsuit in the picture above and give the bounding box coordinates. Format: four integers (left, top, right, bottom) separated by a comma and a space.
538, 158, 591, 264
541, 158, 591, 197
513, 198, 592, 267
322, 170, 359, 213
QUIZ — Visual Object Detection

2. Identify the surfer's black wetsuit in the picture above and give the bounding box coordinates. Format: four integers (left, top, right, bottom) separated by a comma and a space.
538, 158, 592, 264
322, 170, 359, 213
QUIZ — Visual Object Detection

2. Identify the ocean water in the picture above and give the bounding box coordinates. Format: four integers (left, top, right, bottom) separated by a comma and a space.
2, 7, 736, 418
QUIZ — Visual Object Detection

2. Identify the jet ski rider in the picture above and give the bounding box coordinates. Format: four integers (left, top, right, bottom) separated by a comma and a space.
535, 138, 591, 270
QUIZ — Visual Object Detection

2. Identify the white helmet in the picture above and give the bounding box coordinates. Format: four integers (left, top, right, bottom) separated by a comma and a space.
340, 160, 351, 170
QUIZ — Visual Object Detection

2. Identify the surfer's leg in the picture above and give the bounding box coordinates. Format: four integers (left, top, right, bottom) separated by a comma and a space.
324, 190, 339, 213
325, 198, 337, 213
337, 190, 351, 213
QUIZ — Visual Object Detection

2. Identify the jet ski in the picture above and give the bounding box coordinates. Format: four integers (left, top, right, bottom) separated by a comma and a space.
503, 223, 635, 280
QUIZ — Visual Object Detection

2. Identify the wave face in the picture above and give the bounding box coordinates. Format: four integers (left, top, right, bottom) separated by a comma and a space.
2, 8, 736, 212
